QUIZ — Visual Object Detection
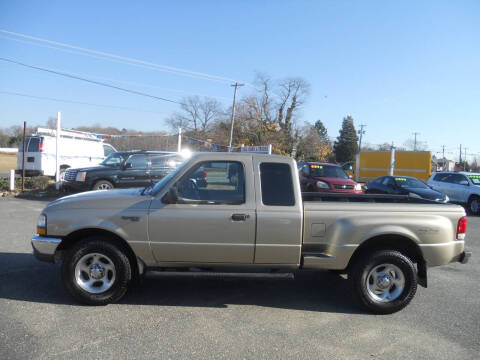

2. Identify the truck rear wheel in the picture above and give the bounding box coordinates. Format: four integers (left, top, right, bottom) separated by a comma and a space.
350, 250, 417, 314
61, 237, 131, 305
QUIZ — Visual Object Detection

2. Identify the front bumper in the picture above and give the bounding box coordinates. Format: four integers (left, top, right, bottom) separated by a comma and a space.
31, 235, 62, 263
62, 180, 91, 191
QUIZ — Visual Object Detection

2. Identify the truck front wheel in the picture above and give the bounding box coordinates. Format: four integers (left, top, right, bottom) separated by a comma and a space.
61, 237, 132, 305
350, 250, 417, 314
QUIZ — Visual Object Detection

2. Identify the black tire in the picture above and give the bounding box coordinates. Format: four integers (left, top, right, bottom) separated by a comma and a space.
61, 237, 132, 305
467, 196, 480, 216
93, 180, 114, 190
349, 250, 417, 314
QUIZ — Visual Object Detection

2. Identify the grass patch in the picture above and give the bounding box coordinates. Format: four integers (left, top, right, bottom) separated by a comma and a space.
0, 152, 17, 171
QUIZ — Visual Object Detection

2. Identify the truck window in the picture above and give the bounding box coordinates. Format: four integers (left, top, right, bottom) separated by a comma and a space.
103, 144, 115, 156
125, 154, 148, 169
175, 161, 245, 204
27, 137, 40, 152
260, 163, 295, 206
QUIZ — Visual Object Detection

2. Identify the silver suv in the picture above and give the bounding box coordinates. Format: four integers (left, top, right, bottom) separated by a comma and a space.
427, 172, 480, 215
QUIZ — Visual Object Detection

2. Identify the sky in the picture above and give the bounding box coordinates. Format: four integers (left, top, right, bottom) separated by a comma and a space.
0, 0, 479, 162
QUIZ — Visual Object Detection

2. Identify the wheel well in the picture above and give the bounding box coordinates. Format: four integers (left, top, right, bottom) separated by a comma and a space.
347, 234, 424, 271
468, 194, 480, 202
56, 228, 139, 281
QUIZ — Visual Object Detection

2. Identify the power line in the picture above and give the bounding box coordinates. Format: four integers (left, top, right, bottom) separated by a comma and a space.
0, 90, 168, 114
0, 57, 183, 105
0, 29, 252, 86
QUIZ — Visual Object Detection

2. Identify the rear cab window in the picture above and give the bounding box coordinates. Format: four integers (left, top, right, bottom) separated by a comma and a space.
260, 162, 295, 206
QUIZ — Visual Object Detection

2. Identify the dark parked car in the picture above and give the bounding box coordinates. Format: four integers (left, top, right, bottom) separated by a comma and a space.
365, 175, 449, 202
297, 161, 363, 194
63, 151, 186, 191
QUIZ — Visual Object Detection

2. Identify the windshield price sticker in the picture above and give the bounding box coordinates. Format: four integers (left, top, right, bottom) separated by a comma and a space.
395, 177, 407, 181
311, 165, 323, 169
468, 175, 480, 179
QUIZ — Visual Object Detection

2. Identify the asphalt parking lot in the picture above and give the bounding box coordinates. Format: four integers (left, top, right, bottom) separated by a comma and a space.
0, 197, 478, 360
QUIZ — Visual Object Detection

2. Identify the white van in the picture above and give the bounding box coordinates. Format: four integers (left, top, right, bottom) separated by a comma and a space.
17, 128, 116, 177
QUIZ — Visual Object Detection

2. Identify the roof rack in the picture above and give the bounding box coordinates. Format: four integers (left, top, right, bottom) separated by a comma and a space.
35, 128, 103, 142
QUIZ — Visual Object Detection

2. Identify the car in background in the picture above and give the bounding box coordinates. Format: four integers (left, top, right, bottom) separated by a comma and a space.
63, 151, 186, 191
428, 172, 480, 215
365, 175, 448, 203
297, 161, 363, 194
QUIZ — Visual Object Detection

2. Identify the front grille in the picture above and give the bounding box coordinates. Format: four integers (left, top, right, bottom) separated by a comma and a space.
64, 169, 77, 181
333, 184, 354, 190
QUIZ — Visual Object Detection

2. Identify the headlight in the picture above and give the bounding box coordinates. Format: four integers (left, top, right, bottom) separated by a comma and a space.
444, 195, 449, 202
37, 214, 47, 236
75, 171, 87, 182
354, 183, 362, 191
316, 181, 329, 189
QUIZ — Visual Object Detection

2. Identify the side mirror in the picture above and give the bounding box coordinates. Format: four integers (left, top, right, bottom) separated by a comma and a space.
162, 187, 178, 204
123, 162, 133, 170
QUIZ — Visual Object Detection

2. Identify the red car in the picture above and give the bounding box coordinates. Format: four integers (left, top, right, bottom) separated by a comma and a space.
297, 161, 363, 194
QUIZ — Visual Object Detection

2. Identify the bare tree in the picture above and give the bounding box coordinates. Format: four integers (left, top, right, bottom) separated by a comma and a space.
198, 98, 223, 132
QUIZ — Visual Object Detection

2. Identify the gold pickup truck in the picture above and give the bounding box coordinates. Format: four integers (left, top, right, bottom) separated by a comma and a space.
31, 153, 471, 314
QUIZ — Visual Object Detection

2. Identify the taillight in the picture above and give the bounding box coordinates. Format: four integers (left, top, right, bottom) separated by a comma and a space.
39, 138, 44, 152
203, 170, 207, 179
456, 216, 467, 240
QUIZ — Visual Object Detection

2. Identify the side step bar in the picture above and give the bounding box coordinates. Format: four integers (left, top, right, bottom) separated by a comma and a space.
146, 271, 295, 280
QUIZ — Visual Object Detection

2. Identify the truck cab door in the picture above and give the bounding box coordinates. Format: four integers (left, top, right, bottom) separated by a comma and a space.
252, 158, 303, 266
148, 157, 256, 264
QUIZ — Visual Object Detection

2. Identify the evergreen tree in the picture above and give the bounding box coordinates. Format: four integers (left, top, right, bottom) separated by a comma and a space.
314, 120, 329, 142
333, 116, 358, 163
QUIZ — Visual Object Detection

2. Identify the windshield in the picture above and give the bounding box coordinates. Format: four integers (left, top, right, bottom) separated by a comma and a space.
150, 159, 191, 195
101, 153, 126, 166
310, 164, 349, 179
468, 174, 480, 185
394, 177, 429, 189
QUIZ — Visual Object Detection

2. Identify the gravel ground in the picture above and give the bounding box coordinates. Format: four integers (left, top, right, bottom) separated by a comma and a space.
0, 197, 478, 360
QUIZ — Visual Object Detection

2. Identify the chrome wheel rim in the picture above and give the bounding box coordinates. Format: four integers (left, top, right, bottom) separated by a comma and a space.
366, 263, 405, 302
97, 183, 112, 190
471, 199, 479, 213
74, 253, 116, 294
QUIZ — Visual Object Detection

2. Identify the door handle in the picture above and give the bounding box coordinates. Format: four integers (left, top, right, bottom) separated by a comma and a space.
231, 213, 249, 221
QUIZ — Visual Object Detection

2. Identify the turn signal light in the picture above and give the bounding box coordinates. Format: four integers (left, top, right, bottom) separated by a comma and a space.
456, 216, 467, 240
37, 227, 46, 236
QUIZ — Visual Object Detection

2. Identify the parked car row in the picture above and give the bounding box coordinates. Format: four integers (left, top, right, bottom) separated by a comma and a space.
60, 153, 480, 215
364, 172, 480, 215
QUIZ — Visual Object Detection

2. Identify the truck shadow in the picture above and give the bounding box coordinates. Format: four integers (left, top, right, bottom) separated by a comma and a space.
0, 252, 363, 314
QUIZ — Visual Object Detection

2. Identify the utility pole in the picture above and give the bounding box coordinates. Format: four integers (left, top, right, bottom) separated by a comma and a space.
228, 82, 244, 152
357, 124, 366, 153
412, 132, 420, 151
21, 121, 26, 192
441, 145, 446, 159
459, 144, 462, 163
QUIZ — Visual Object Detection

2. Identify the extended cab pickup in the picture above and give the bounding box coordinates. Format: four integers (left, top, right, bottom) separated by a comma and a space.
32, 153, 471, 313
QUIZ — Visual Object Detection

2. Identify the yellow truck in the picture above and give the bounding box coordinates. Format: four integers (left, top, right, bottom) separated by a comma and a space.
343, 151, 432, 182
